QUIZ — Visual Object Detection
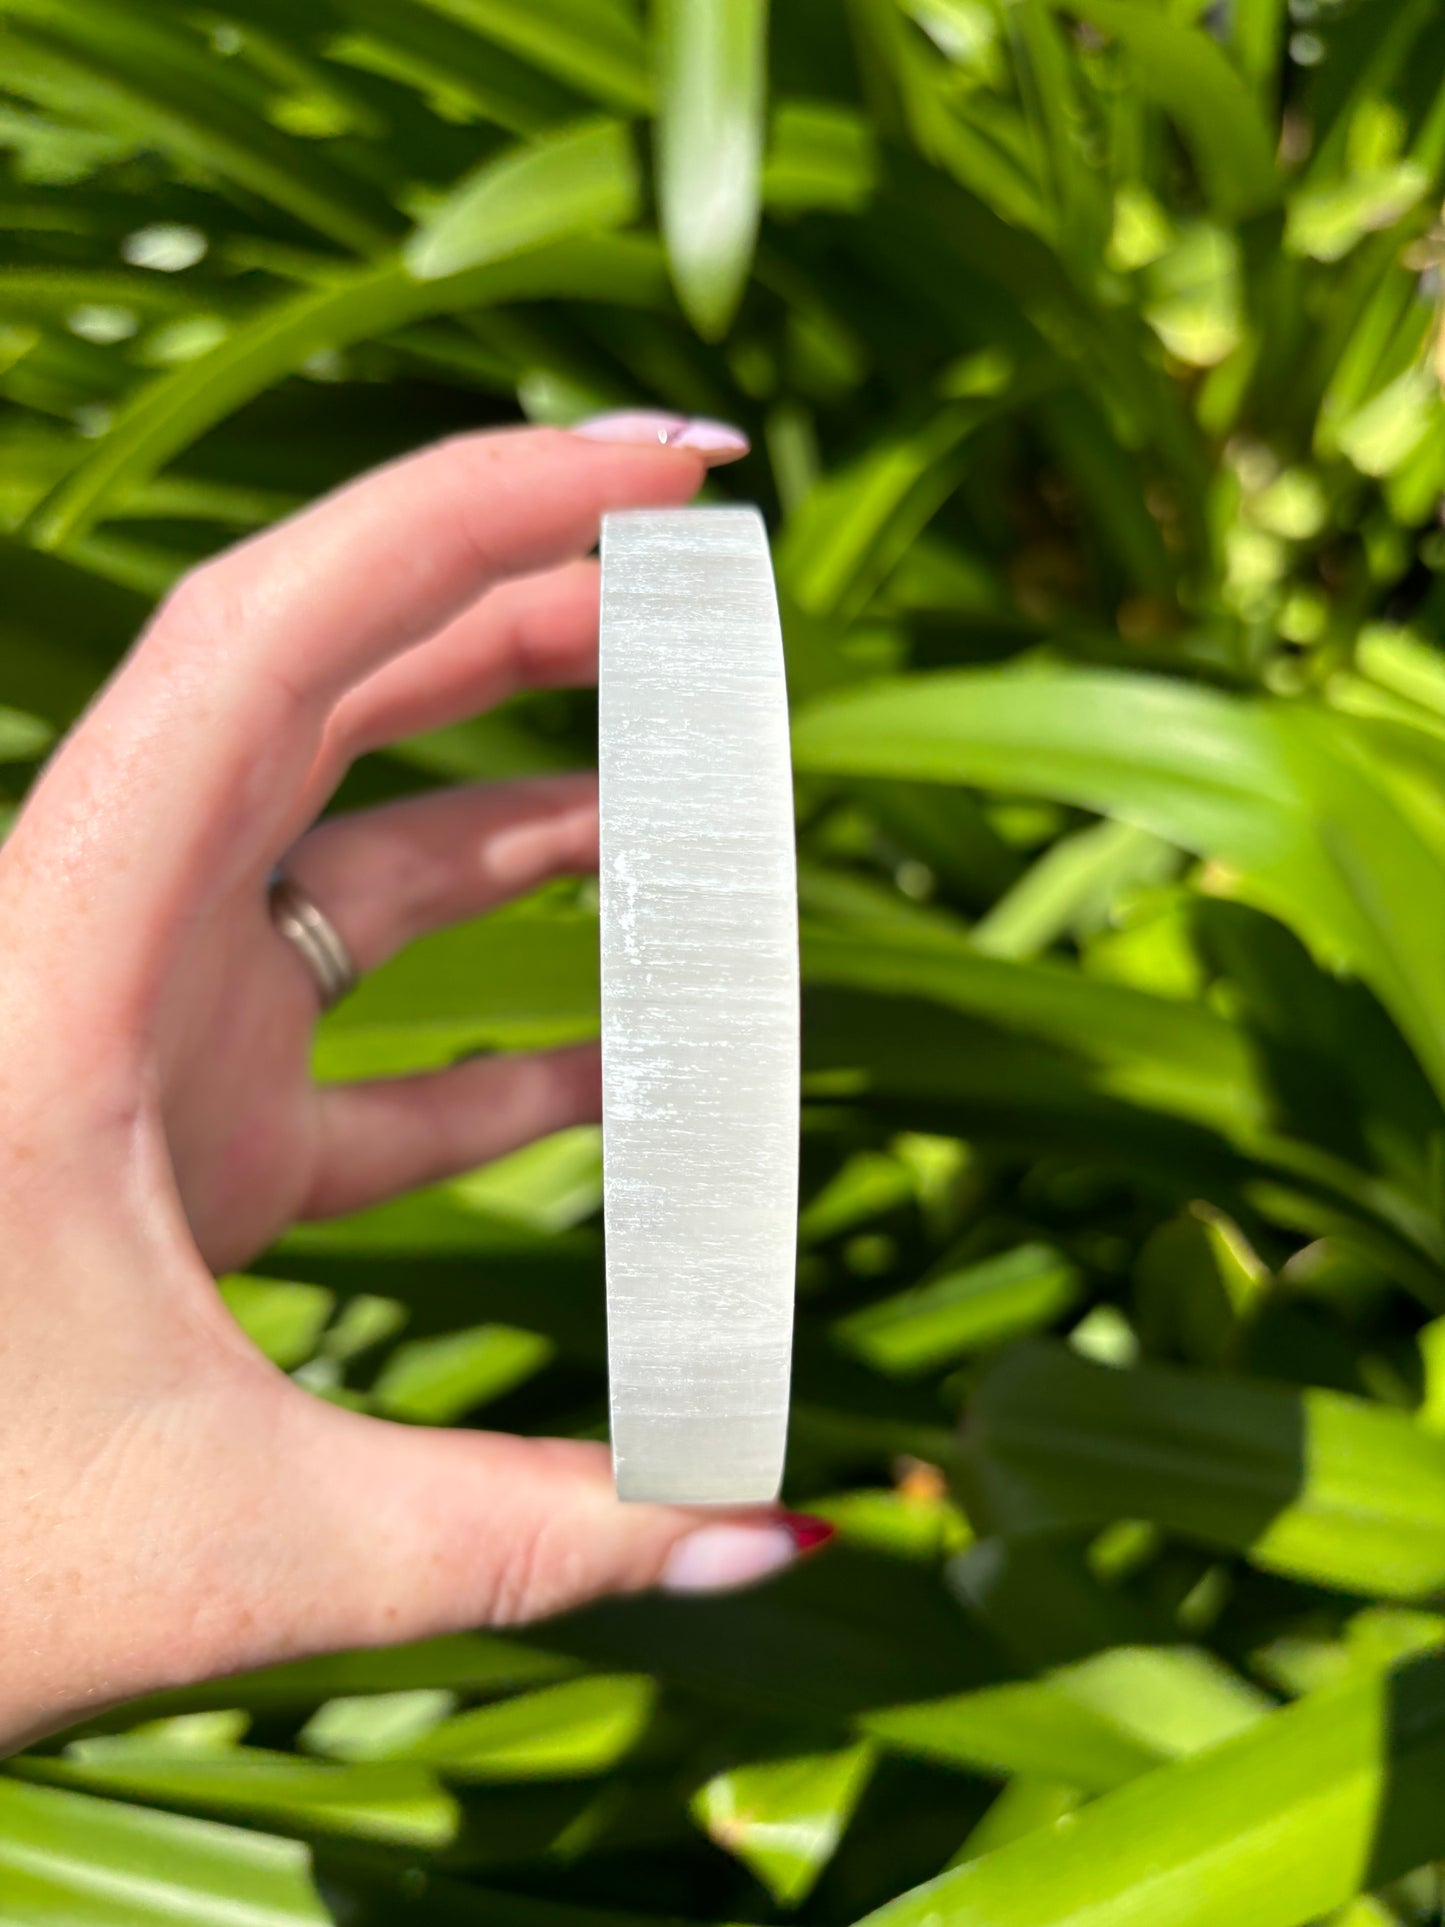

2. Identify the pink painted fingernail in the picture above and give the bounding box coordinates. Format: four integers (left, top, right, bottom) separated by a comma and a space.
660, 1512, 835, 1594
572, 410, 749, 463
670, 417, 750, 459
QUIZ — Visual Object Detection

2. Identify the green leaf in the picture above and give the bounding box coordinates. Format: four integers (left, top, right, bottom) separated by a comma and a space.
763, 100, 878, 215
1, 0, 393, 252
778, 402, 1014, 623
970, 820, 1177, 960
951, 1777, 1085, 1864
800, 919, 1445, 1300
411, 0, 652, 113
449, 1123, 603, 1231
392, 1674, 656, 1777
19, 1744, 457, 1846
371, 1322, 554, 1422
858, 1650, 1445, 1927
25, 236, 666, 546
961, 1343, 1445, 1599
404, 119, 640, 282
1058, 0, 1280, 221
793, 667, 1445, 1111
326, 0, 585, 136
1134, 1202, 1271, 1369
315, 906, 599, 1074
1286, 163, 1429, 265
835, 1242, 1081, 1374
126, 1633, 576, 1720
0, 1777, 329, 1925
865, 1644, 1266, 1792
0, 703, 55, 760
691, 1741, 876, 1905
654, 0, 768, 338
218, 1276, 334, 1370
300, 1690, 457, 1762
810, 1484, 973, 1560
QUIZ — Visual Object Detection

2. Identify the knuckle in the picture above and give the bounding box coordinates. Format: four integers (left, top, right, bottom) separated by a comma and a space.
488, 1511, 579, 1626
155, 558, 236, 646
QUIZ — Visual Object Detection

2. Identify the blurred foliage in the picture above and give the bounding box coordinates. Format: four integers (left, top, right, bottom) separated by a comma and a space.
8, 0, 1445, 1921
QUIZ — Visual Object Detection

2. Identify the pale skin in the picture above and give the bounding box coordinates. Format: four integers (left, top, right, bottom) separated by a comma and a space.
0, 414, 827, 1754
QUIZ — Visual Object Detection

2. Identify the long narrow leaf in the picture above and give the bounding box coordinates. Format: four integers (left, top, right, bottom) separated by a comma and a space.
26, 237, 667, 546
654, 0, 768, 338
858, 1650, 1445, 1927
793, 667, 1445, 1107
962, 1343, 1445, 1599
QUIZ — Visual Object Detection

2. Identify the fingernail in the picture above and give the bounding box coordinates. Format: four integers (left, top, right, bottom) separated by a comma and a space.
670, 417, 750, 459
780, 1510, 837, 1553
660, 1512, 835, 1594
572, 410, 749, 463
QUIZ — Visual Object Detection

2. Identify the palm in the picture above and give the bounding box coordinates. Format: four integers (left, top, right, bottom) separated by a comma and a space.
159, 887, 324, 1273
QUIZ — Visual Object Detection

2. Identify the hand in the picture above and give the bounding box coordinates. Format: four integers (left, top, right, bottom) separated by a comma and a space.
0, 416, 828, 1752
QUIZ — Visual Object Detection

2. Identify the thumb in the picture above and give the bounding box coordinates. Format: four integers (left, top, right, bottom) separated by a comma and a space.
234, 1387, 835, 1665
3, 1367, 831, 1750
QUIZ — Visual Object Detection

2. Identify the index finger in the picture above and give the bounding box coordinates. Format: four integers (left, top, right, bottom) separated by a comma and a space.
13, 419, 743, 1016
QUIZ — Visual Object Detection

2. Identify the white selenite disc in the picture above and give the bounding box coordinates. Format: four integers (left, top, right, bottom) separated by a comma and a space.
598, 505, 800, 1504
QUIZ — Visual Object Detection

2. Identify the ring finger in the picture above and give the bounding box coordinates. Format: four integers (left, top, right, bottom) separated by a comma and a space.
280, 770, 598, 980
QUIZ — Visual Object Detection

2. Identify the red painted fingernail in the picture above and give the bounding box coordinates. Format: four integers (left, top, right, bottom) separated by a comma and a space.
779, 1512, 836, 1554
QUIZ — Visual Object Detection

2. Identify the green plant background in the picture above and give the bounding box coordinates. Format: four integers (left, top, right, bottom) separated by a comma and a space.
7, 0, 1445, 1921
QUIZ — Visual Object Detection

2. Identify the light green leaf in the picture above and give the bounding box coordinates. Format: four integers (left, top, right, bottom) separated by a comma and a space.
1143, 224, 1244, 368
961, 1343, 1445, 1598
1337, 365, 1439, 480
859, 1650, 1445, 1927
866, 1645, 1266, 1792
798, 1146, 914, 1247
951, 1777, 1084, 1864
801, 918, 1445, 1299
1287, 163, 1429, 264
763, 100, 878, 215
810, 1484, 973, 1560
18, 1743, 457, 1846
405, 119, 640, 282
692, 1742, 875, 1905
0, 702, 54, 760
315, 906, 599, 1074
0, 1777, 328, 1926
219, 1276, 333, 1370
392, 1674, 656, 1777
654, 0, 768, 338
793, 667, 1445, 1111
371, 1322, 554, 1422
300, 1690, 457, 1762
451, 1123, 603, 1231
970, 820, 1177, 960
128, 1633, 576, 1718
26, 237, 667, 547
835, 1242, 1081, 1374
778, 402, 1005, 622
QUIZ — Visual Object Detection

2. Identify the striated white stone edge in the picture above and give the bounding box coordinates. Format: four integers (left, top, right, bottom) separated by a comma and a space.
598, 506, 799, 1504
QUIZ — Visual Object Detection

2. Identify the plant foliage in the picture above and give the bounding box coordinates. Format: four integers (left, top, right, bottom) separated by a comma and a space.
6, 0, 1445, 1921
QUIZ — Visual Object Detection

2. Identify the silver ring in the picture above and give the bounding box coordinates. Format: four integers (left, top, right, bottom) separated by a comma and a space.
267, 871, 358, 1012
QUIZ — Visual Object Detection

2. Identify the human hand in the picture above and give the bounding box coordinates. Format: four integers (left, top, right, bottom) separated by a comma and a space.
0, 417, 829, 1752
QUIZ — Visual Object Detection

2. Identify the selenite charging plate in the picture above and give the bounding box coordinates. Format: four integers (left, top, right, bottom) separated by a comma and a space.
598, 505, 799, 1504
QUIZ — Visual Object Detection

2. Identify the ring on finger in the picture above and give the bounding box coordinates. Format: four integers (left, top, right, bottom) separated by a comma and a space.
267, 870, 359, 1012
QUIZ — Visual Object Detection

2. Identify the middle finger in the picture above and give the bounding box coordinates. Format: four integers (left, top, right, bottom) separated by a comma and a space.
306, 558, 601, 810
281, 771, 597, 978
